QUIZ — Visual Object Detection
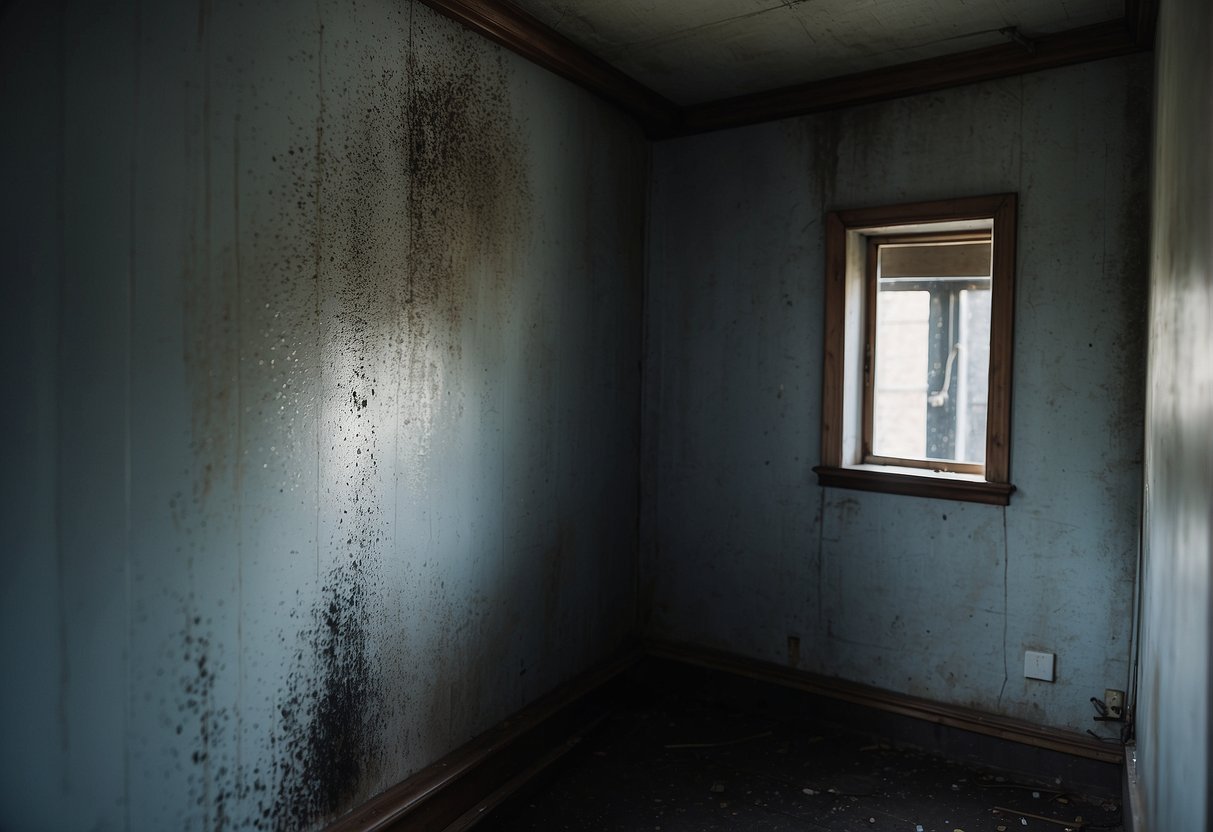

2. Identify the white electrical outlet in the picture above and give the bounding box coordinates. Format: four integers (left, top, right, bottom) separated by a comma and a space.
1024, 650, 1055, 682
1105, 689, 1125, 719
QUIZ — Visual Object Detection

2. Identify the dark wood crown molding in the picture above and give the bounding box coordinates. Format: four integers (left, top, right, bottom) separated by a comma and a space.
419, 1, 1158, 138
680, 20, 1144, 133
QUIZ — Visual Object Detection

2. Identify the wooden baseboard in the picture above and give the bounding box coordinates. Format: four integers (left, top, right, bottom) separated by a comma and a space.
646, 640, 1124, 765
325, 638, 1123, 830
323, 646, 642, 832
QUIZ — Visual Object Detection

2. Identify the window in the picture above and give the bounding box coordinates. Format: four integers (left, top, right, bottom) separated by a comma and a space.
814, 194, 1017, 505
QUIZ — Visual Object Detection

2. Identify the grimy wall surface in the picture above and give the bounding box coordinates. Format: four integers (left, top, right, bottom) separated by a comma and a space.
0, 1, 645, 829
643, 56, 1151, 733
1139, 0, 1213, 827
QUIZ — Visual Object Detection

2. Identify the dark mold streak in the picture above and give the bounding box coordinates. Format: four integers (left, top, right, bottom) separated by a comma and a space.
175, 6, 533, 828
264, 15, 535, 830
265, 567, 378, 831
178, 600, 238, 832
404, 36, 530, 343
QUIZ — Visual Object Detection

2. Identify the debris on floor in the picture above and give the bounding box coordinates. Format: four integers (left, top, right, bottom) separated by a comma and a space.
478, 664, 1124, 832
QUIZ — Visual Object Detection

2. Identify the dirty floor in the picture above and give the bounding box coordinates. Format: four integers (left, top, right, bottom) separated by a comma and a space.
479, 663, 1122, 832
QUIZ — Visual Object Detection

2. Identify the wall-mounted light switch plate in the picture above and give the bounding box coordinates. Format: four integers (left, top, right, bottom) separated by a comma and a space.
1024, 650, 1055, 682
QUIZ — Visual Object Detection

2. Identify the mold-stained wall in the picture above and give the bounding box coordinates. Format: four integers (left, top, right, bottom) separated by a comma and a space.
0, 0, 645, 829
642, 56, 1151, 733
1138, 0, 1213, 827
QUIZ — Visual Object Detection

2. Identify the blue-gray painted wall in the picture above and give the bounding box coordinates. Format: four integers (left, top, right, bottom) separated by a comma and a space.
5, 0, 1200, 826
643, 56, 1152, 734
1138, 0, 1213, 827
0, 1, 645, 829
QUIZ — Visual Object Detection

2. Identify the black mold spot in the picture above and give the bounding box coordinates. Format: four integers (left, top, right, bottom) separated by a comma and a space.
268, 566, 379, 831
178, 600, 235, 831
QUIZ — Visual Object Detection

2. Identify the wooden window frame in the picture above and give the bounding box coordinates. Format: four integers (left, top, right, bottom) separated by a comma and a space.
814, 194, 1017, 505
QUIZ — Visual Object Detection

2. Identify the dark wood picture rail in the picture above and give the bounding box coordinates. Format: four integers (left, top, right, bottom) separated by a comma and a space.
418, 0, 1157, 138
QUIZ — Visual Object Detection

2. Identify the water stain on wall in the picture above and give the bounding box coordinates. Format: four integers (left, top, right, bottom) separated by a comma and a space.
1109, 64, 1151, 429
182, 0, 241, 508
405, 45, 529, 329
397, 28, 532, 485
182, 279, 240, 506
542, 522, 574, 655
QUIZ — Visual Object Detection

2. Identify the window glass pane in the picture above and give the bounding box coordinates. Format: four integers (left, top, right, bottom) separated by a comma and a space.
872, 242, 992, 467
872, 290, 929, 459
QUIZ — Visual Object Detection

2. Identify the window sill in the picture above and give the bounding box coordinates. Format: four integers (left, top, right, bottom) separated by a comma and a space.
813, 465, 1015, 505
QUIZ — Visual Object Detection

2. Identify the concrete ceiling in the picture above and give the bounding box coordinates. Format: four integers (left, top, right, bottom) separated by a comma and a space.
507, 0, 1126, 105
